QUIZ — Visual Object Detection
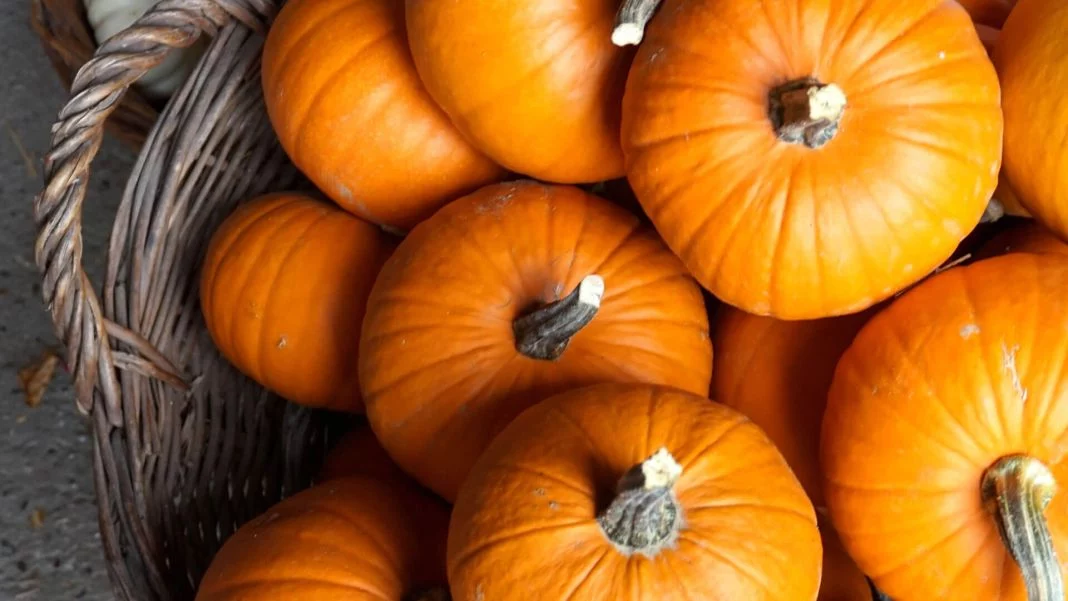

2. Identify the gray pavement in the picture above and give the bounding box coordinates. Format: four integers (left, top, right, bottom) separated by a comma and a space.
1, 0, 134, 598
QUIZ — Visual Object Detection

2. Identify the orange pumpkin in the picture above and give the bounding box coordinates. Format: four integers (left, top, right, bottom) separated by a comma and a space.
822, 253, 1068, 601
404, 0, 631, 183
261, 0, 504, 230
618, 0, 1002, 319
448, 383, 822, 600
957, 0, 1017, 27
978, 221, 1068, 259
360, 180, 712, 501
996, 0, 1068, 241
200, 193, 394, 412
713, 307, 874, 600
318, 425, 409, 484
196, 476, 449, 601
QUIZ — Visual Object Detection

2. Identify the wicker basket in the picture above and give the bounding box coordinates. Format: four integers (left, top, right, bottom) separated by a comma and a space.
31, 0, 163, 149
33, 1, 346, 599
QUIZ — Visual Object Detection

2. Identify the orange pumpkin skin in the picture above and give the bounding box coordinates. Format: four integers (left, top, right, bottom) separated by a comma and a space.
360, 180, 712, 501
448, 383, 821, 601
996, 0, 1068, 241
405, 0, 630, 183
318, 426, 409, 484
196, 476, 449, 601
978, 221, 1068, 258
992, 174, 1032, 217
819, 523, 875, 601
261, 0, 504, 230
621, 0, 1002, 319
200, 193, 394, 412
821, 254, 1068, 601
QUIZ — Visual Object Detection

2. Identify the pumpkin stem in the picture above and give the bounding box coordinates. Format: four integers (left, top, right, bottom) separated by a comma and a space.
769, 79, 847, 149
597, 447, 684, 557
612, 0, 663, 46
981, 454, 1062, 601
513, 275, 605, 361
403, 586, 450, 601
981, 198, 1006, 223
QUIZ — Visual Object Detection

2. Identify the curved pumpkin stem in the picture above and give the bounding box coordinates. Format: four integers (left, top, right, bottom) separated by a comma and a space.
513, 274, 605, 361
613, 0, 663, 46
597, 447, 684, 557
769, 79, 847, 149
981, 454, 1063, 601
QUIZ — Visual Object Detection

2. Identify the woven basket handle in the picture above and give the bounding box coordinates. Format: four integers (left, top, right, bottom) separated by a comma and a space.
34, 0, 277, 425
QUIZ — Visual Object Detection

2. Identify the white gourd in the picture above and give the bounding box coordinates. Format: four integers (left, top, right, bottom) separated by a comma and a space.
84, 0, 206, 98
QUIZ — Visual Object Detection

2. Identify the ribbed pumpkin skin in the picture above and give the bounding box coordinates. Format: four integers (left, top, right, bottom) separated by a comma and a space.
261, 0, 504, 230
200, 193, 394, 412
712, 307, 873, 601
713, 307, 870, 508
360, 181, 712, 501
318, 426, 409, 484
405, 0, 631, 183
978, 221, 1068, 258
996, 0, 1068, 241
448, 384, 821, 601
195, 477, 449, 601
822, 254, 1068, 601
621, 0, 1002, 319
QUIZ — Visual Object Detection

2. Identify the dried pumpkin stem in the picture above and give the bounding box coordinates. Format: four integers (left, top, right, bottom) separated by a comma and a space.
981, 454, 1063, 601
403, 587, 450, 601
513, 274, 605, 361
597, 447, 684, 557
612, 0, 663, 46
769, 79, 847, 149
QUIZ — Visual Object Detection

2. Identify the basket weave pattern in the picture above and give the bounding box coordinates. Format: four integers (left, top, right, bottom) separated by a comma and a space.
33, 1, 340, 599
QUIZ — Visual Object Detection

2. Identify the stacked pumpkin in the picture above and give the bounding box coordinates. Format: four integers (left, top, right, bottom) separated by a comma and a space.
190, 0, 1068, 599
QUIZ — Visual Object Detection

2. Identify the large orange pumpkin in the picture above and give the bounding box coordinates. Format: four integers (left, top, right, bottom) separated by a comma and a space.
404, 0, 631, 183
713, 307, 874, 600
996, 0, 1068, 242
261, 0, 504, 230
200, 193, 394, 412
822, 253, 1068, 601
618, 0, 1003, 319
318, 425, 409, 484
196, 476, 449, 601
448, 383, 822, 600
360, 180, 712, 501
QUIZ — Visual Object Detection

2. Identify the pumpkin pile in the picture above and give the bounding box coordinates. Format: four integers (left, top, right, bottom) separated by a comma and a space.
192, 0, 1068, 599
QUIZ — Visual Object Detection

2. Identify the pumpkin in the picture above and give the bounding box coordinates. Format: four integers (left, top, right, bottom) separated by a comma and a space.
822, 253, 1068, 601
200, 193, 394, 412
360, 180, 712, 501
957, 0, 1018, 27
196, 476, 449, 601
447, 383, 822, 600
996, 0, 1068, 242
261, 0, 504, 230
977, 221, 1068, 259
404, 0, 631, 183
318, 425, 409, 484
712, 307, 874, 600
617, 0, 1003, 319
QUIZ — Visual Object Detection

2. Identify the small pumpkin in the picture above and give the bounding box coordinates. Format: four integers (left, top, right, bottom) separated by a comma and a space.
617, 0, 1003, 319
200, 193, 394, 412
318, 425, 409, 484
996, 0, 1068, 241
448, 383, 822, 600
360, 180, 712, 501
977, 221, 1068, 259
712, 307, 874, 600
261, 0, 504, 230
196, 476, 449, 601
822, 253, 1068, 601
404, 0, 632, 183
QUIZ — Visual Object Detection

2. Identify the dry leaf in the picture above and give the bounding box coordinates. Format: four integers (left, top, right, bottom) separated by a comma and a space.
29, 508, 45, 529
18, 350, 60, 408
